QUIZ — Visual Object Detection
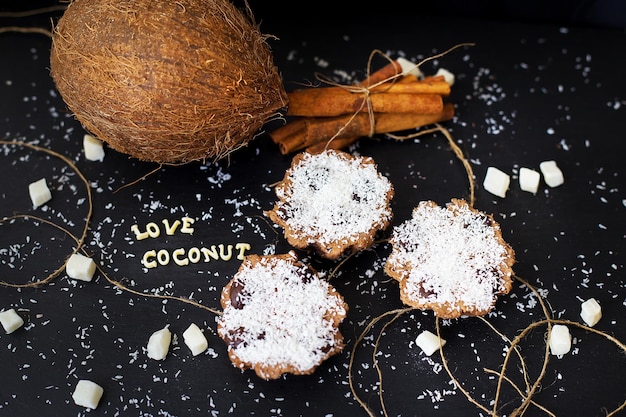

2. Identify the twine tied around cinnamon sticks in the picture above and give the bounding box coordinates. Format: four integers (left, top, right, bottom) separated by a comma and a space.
269, 43, 474, 154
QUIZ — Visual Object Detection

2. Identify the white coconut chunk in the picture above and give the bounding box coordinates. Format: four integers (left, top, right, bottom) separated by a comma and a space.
0, 308, 25, 334
72, 379, 104, 409
66, 253, 97, 282
28, 178, 52, 208
396, 57, 423, 78
83, 134, 105, 161
435, 68, 455, 86
519, 167, 541, 194
147, 326, 172, 360
580, 298, 602, 327
539, 160, 564, 187
415, 330, 446, 356
549, 324, 571, 356
183, 323, 208, 356
483, 166, 510, 198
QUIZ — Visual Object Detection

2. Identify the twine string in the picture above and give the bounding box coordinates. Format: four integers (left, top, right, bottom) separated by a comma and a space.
0, 140, 92, 288
313, 43, 474, 150
0, 5, 67, 38
1, 42, 624, 417
0, 140, 222, 315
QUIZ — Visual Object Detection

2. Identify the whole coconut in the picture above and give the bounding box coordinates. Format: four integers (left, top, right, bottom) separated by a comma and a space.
50, 0, 287, 164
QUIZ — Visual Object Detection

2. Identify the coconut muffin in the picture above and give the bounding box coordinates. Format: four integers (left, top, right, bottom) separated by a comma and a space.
217, 252, 348, 380
265, 149, 394, 260
384, 199, 515, 319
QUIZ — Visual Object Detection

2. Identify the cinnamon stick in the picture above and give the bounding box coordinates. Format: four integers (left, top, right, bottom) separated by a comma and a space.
288, 76, 450, 103
306, 136, 360, 154
272, 103, 454, 154
357, 60, 403, 87
286, 89, 444, 117
368, 75, 450, 95
268, 117, 307, 144
374, 102, 454, 132
272, 60, 456, 155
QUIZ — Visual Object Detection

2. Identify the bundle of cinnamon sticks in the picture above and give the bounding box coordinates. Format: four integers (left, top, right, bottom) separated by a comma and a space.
269, 59, 455, 154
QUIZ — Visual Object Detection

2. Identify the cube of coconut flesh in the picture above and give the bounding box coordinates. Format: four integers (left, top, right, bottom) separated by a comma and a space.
0, 308, 25, 334
519, 167, 541, 194
147, 326, 172, 360
28, 178, 52, 208
415, 330, 446, 356
580, 298, 602, 327
549, 324, 572, 356
72, 379, 104, 409
183, 323, 208, 356
83, 134, 105, 161
540, 160, 564, 188
483, 167, 510, 198
66, 253, 97, 282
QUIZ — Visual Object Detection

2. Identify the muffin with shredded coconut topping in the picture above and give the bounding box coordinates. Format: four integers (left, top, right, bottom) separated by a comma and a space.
217, 252, 348, 380
384, 199, 515, 319
265, 149, 394, 260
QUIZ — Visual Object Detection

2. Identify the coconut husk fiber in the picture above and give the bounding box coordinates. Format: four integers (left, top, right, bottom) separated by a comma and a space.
50, 0, 287, 164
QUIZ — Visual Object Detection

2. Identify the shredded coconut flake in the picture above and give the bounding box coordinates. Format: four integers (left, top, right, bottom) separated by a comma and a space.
274, 150, 393, 245
387, 200, 513, 316
218, 254, 347, 373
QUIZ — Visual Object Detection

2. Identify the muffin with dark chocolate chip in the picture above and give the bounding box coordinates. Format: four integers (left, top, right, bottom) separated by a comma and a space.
217, 252, 348, 380
265, 149, 394, 260
384, 198, 515, 319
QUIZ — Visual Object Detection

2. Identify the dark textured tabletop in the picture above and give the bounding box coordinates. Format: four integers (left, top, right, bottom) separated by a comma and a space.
1, 2, 625, 416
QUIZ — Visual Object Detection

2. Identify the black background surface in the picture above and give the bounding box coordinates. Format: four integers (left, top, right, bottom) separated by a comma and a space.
1, 2, 625, 417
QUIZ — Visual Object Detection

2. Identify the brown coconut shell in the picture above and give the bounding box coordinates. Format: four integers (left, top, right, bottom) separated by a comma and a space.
50, 0, 287, 164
